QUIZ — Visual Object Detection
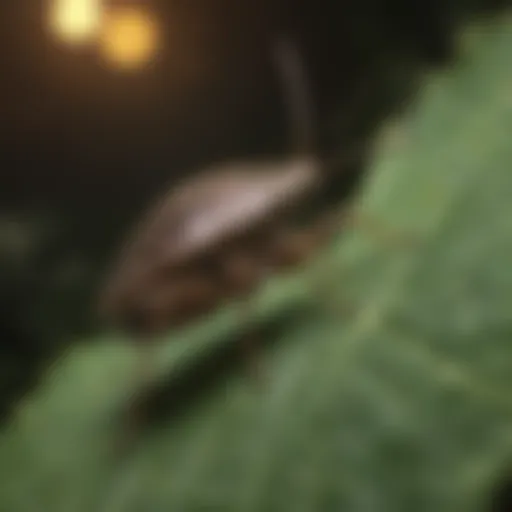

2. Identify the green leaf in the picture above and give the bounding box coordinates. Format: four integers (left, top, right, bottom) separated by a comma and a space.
2, 13, 512, 512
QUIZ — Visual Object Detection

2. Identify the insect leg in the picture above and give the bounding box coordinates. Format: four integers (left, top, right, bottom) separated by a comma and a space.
265, 220, 354, 317
219, 249, 269, 384
305, 203, 419, 319
328, 202, 419, 249
115, 333, 161, 457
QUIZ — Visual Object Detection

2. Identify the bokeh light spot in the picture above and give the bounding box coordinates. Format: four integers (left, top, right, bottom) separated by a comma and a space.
99, 6, 161, 70
49, 0, 102, 44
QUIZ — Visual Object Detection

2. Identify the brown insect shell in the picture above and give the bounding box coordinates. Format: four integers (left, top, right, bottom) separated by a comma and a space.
100, 155, 321, 335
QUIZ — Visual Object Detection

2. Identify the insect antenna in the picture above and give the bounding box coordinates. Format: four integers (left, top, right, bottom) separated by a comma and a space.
272, 35, 316, 158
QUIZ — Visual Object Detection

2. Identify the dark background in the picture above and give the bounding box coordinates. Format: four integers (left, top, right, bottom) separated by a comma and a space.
0, 0, 509, 417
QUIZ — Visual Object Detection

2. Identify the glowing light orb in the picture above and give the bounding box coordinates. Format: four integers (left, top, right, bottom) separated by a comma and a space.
99, 6, 160, 70
49, 0, 102, 44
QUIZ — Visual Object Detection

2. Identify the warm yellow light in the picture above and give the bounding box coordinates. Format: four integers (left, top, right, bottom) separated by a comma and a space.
49, 0, 102, 44
99, 7, 160, 70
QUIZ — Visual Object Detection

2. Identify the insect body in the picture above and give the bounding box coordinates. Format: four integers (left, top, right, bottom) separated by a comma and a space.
100, 36, 330, 343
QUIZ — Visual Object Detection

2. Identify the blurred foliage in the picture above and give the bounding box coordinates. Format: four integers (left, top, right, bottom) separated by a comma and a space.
1, 12, 512, 511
